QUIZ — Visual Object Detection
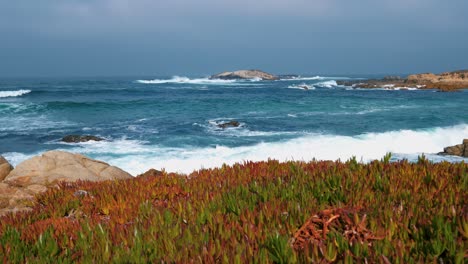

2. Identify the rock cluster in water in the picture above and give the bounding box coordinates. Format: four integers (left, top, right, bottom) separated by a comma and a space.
337, 70, 468, 91
0, 151, 132, 216
217, 121, 240, 129
438, 139, 468, 157
210, 69, 279, 80
62, 135, 104, 143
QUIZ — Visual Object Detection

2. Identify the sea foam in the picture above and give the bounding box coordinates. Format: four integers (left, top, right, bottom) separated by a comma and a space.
314, 80, 338, 88
9, 123, 462, 175
0, 90, 31, 98
136, 76, 248, 85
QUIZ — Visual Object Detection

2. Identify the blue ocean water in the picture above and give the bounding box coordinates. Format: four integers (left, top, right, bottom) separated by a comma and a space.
1, 75, 467, 174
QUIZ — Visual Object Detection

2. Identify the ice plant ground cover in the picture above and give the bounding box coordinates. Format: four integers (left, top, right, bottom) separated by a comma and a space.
0, 155, 467, 263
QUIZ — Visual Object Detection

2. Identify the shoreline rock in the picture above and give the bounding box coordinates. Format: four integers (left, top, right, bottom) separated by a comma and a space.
0, 151, 132, 216
337, 70, 468, 91
62, 135, 104, 143
210, 69, 279, 81
438, 139, 468, 157
0, 156, 13, 181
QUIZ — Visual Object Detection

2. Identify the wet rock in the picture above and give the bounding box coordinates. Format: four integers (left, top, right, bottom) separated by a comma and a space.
217, 121, 240, 129
62, 135, 104, 143
438, 139, 468, 157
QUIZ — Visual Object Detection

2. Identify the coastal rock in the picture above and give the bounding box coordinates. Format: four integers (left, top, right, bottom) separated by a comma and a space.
438, 139, 468, 157
0, 183, 34, 216
138, 169, 164, 178
383, 76, 402, 81
217, 121, 240, 129
4, 150, 132, 188
338, 70, 468, 91
464, 139, 468, 157
0, 156, 13, 181
62, 135, 104, 143
0, 151, 132, 216
210, 70, 279, 80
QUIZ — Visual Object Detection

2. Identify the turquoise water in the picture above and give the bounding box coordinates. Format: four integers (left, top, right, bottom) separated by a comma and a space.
1, 75, 467, 174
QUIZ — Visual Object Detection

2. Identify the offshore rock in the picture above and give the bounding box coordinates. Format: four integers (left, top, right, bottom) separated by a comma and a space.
210, 70, 279, 80
337, 70, 468, 91
62, 135, 104, 143
0, 156, 13, 181
217, 121, 240, 129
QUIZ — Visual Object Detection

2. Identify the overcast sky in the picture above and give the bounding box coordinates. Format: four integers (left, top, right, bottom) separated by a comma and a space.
1, 0, 467, 77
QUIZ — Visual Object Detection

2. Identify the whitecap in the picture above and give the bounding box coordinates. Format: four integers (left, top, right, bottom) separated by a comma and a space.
0, 90, 31, 98
287, 84, 315, 90
98, 123, 468, 174
280, 76, 324, 81
136, 76, 252, 85
5, 124, 468, 175
314, 80, 338, 88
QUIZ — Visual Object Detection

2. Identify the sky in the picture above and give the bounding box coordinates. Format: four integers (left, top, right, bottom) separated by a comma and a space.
0, 0, 467, 77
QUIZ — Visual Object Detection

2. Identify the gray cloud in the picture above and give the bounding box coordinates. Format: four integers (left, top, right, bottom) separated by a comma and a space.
0, 0, 467, 76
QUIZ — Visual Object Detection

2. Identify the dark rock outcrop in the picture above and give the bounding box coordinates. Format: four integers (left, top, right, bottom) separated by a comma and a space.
0, 156, 13, 181
438, 139, 468, 157
62, 135, 104, 143
217, 121, 240, 129
210, 70, 279, 81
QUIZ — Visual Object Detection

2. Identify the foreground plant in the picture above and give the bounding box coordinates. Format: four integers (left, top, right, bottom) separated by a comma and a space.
0, 157, 466, 263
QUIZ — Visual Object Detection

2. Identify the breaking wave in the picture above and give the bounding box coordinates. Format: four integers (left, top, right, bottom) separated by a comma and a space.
136, 76, 257, 85
0, 90, 31, 98
5, 124, 464, 175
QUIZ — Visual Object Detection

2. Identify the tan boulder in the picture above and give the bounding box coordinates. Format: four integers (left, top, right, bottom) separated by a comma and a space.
0, 182, 35, 215
4, 150, 132, 187
0, 156, 13, 181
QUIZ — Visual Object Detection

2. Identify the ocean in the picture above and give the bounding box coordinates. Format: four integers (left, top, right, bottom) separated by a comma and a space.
1, 75, 467, 175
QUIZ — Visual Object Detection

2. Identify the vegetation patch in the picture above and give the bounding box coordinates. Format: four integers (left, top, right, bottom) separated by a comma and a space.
0, 156, 467, 263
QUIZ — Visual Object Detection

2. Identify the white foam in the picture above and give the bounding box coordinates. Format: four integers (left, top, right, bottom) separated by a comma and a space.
43, 124, 468, 175
287, 84, 315, 90
4, 124, 467, 175
280, 76, 324, 81
314, 80, 338, 88
0, 90, 31, 98
136, 76, 246, 85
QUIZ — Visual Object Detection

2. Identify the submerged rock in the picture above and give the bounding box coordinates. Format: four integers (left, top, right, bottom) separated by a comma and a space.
0, 156, 13, 181
438, 139, 468, 157
62, 135, 104, 143
210, 70, 279, 80
297, 84, 311, 90
217, 121, 240, 129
